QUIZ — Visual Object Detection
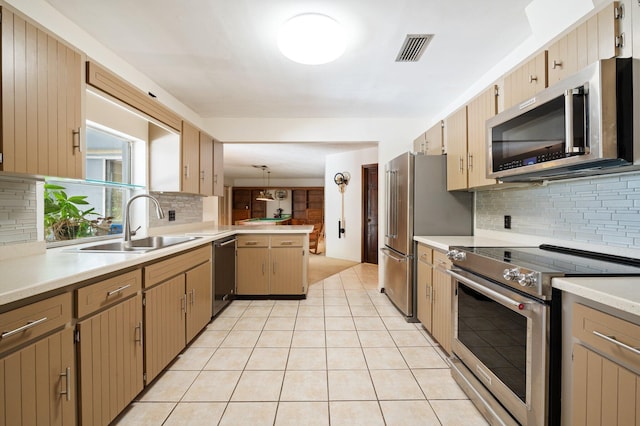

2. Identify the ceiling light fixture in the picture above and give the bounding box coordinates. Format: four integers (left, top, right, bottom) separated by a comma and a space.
277, 13, 346, 65
255, 166, 275, 202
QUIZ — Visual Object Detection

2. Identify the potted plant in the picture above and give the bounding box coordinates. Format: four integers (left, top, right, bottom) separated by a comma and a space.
44, 183, 112, 241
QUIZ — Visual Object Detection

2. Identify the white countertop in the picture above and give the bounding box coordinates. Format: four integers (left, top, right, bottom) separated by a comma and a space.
414, 234, 640, 318
0, 224, 312, 308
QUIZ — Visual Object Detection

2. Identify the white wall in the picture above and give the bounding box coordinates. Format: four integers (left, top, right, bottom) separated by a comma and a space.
324, 147, 378, 262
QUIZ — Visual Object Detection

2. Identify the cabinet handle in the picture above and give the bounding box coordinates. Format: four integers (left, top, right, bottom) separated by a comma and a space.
592, 330, 640, 356
426, 285, 432, 300
459, 157, 464, 172
279, 241, 293, 245
181, 294, 187, 313
552, 60, 563, 69
190, 288, 196, 306
184, 165, 190, 178
72, 128, 82, 153
200, 170, 205, 180
273, 261, 277, 274
468, 153, 473, 170
615, 33, 625, 48
60, 367, 71, 401
135, 321, 143, 346
214, 174, 218, 184
529, 75, 538, 83
107, 284, 131, 297
1, 316, 48, 339
245, 241, 258, 246
262, 262, 266, 275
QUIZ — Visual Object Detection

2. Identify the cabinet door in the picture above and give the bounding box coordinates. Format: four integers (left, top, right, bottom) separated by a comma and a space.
271, 247, 304, 295
186, 260, 213, 343
467, 86, 498, 188
236, 247, 269, 295
0, 327, 75, 425
199, 132, 214, 196
1, 9, 83, 179
572, 343, 640, 425
181, 121, 200, 194
424, 121, 443, 156
445, 106, 468, 191
413, 132, 426, 154
213, 139, 224, 196
432, 252, 453, 355
77, 295, 143, 425
503, 51, 548, 109
416, 244, 433, 331
144, 275, 186, 383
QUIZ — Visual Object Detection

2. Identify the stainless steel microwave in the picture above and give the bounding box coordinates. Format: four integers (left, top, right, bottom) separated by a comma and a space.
487, 58, 635, 182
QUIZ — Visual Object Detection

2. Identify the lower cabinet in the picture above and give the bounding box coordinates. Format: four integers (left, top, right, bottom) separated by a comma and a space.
431, 250, 453, 355
143, 245, 212, 383
236, 234, 308, 296
416, 243, 433, 331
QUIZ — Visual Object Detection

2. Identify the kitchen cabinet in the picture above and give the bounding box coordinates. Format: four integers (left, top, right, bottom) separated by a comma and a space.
548, 2, 625, 84
432, 250, 453, 355
445, 106, 468, 191
413, 121, 443, 156
571, 303, 640, 425
0, 293, 75, 425
236, 234, 308, 296
199, 131, 214, 196
181, 120, 200, 194
213, 138, 224, 196
1, 7, 84, 179
416, 243, 433, 331
467, 85, 499, 188
75, 270, 143, 425
503, 51, 548, 110
143, 245, 212, 383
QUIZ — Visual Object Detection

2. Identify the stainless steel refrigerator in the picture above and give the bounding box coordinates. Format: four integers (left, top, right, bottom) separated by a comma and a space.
381, 152, 473, 319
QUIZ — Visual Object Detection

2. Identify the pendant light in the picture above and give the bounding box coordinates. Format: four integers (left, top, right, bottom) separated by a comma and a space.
256, 167, 275, 202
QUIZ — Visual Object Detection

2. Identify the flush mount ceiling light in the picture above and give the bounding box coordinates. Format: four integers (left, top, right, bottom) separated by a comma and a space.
277, 13, 346, 65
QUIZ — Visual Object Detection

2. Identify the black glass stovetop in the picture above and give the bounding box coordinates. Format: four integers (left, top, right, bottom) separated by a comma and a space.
459, 244, 640, 276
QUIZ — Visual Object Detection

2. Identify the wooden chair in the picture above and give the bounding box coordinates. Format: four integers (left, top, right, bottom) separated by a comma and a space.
309, 222, 323, 254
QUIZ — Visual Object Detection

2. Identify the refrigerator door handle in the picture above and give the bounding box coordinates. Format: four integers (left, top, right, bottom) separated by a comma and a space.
385, 170, 398, 239
380, 248, 408, 262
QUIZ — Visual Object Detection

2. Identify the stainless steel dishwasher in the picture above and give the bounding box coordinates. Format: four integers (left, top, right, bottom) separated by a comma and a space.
212, 236, 236, 316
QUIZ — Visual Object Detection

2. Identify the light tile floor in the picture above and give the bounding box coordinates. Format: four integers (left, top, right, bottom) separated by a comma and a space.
115, 263, 488, 425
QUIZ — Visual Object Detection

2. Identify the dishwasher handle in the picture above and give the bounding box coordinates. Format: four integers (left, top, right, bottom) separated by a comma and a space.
216, 238, 237, 247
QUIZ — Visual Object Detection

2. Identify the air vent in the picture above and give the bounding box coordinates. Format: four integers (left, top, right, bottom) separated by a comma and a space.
395, 34, 433, 62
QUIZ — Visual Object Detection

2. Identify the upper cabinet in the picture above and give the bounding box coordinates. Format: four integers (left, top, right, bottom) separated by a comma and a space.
503, 51, 548, 110
199, 132, 224, 197
467, 86, 499, 188
213, 139, 224, 196
548, 2, 626, 84
1, 8, 84, 179
413, 121, 444, 156
445, 106, 468, 191
181, 121, 200, 194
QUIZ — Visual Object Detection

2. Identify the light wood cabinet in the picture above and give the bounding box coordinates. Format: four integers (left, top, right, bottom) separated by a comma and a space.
0, 293, 75, 425
432, 250, 453, 355
503, 51, 548, 110
467, 85, 499, 188
1, 8, 83, 179
181, 121, 200, 195
199, 132, 214, 196
213, 139, 224, 196
413, 121, 444, 156
416, 243, 433, 331
236, 234, 307, 296
571, 303, 640, 425
143, 245, 212, 383
445, 106, 468, 191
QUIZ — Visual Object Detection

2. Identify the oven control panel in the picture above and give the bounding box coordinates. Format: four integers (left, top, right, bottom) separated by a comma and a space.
502, 268, 537, 287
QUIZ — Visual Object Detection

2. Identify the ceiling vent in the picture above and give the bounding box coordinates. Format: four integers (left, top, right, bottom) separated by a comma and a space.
395, 34, 433, 62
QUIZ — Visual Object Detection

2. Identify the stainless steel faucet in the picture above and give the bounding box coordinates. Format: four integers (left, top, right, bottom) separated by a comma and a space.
123, 194, 165, 244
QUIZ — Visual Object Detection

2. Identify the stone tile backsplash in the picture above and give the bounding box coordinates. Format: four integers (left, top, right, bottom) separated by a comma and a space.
0, 179, 38, 246
475, 172, 640, 248
148, 192, 203, 228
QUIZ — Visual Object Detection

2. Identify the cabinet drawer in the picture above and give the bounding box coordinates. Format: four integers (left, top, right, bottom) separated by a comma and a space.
433, 250, 451, 270
237, 235, 269, 248
144, 245, 211, 288
0, 293, 72, 355
271, 235, 304, 247
417, 244, 433, 265
76, 270, 142, 318
573, 303, 640, 372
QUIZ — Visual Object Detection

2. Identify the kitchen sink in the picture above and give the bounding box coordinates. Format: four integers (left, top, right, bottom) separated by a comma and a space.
72, 236, 201, 253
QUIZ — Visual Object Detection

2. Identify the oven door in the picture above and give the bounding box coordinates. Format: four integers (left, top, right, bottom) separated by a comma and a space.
448, 269, 548, 426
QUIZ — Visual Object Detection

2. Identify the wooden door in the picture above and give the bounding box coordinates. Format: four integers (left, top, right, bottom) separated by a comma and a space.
199, 132, 214, 196
181, 121, 200, 194
0, 327, 76, 425
572, 343, 640, 425
1, 9, 83, 179
186, 261, 213, 342
425, 121, 443, 156
144, 275, 186, 383
445, 106, 468, 191
362, 164, 378, 264
213, 140, 224, 196
271, 247, 304, 294
236, 247, 270, 295
292, 190, 307, 219
416, 244, 433, 331
467, 86, 498, 188
432, 251, 453, 355
77, 295, 143, 425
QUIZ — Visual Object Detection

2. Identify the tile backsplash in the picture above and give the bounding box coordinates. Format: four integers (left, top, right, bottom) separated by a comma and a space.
476, 172, 640, 248
0, 178, 38, 246
148, 192, 203, 228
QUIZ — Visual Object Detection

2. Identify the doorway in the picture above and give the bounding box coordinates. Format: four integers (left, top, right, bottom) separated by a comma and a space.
361, 163, 378, 264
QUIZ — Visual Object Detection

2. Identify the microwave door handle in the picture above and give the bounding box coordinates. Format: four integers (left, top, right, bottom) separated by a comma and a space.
565, 89, 574, 154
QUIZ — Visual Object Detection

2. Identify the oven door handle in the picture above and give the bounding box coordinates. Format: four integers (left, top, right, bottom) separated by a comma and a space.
447, 269, 531, 311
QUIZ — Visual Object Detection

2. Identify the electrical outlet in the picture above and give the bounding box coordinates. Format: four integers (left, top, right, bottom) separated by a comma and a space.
169, 210, 176, 221
504, 215, 511, 229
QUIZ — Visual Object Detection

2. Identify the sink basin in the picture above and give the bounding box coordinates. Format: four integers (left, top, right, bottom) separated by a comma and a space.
73, 236, 201, 253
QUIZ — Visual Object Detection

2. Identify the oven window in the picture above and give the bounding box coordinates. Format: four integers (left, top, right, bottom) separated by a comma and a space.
457, 283, 527, 403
